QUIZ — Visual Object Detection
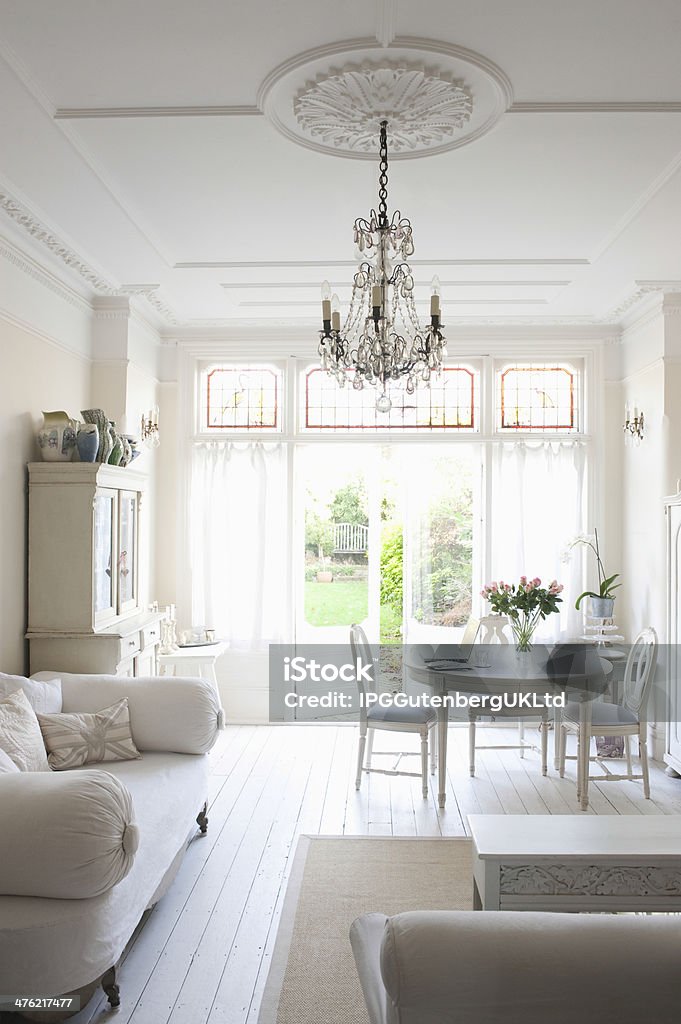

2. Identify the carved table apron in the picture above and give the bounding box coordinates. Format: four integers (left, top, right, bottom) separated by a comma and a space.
469, 814, 681, 913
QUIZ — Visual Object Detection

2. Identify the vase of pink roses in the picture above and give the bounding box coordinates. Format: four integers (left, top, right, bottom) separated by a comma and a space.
481, 576, 564, 652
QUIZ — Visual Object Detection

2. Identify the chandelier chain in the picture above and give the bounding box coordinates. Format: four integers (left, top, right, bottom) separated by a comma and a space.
378, 119, 389, 227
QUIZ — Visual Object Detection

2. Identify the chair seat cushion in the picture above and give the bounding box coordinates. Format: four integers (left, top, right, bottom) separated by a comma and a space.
564, 701, 638, 727
368, 700, 436, 725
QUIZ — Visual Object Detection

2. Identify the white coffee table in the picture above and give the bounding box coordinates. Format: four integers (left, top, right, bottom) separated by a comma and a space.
469, 814, 681, 913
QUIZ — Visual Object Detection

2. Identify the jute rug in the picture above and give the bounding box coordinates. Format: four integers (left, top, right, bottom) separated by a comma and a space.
258, 836, 473, 1024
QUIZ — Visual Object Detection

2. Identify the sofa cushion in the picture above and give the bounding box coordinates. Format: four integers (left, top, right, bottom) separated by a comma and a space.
33, 672, 223, 753
0, 672, 61, 714
0, 769, 138, 898
0, 688, 49, 771
0, 747, 19, 774
38, 698, 142, 771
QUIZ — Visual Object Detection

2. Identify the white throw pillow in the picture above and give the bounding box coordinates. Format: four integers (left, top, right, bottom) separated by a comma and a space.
0, 689, 50, 771
0, 747, 19, 774
38, 698, 141, 771
0, 672, 62, 714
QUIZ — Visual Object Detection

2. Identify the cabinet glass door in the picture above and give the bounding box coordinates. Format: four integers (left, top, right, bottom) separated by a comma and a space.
94, 490, 117, 624
118, 491, 139, 614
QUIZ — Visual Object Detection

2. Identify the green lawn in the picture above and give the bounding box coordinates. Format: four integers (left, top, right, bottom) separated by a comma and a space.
304, 579, 402, 643
305, 580, 368, 627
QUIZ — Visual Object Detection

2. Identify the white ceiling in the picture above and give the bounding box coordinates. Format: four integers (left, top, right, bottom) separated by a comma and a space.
1, 0, 681, 328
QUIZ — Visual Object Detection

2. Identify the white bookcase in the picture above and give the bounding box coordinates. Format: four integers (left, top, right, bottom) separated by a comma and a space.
26, 462, 163, 676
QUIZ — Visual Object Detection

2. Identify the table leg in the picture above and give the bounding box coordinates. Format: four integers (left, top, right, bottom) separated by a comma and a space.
553, 704, 562, 771
437, 704, 448, 809
580, 702, 590, 811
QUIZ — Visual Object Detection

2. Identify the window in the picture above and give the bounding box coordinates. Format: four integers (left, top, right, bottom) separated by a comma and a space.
201, 365, 280, 430
304, 366, 476, 430
498, 364, 576, 431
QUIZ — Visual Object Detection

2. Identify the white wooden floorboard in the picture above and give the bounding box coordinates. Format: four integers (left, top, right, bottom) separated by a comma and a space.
103, 723, 681, 1024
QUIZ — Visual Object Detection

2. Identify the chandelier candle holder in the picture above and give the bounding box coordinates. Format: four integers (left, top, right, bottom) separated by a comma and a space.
318, 120, 446, 413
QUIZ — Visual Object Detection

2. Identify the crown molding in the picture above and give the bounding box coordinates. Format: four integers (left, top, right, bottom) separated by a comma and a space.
221, 278, 572, 290
509, 101, 681, 113
237, 297, 551, 308
0, 232, 93, 315
119, 284, 180, 326
54, 104, 261, 119
0, 189, 118, 296
0, 186, 181, 328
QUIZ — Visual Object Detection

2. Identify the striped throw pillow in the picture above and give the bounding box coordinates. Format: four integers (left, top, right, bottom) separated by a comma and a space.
38, 698, 141, 771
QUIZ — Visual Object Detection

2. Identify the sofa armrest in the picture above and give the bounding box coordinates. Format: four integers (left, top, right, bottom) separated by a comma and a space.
350, 914, 390, 1024
372, 910, 681, 1024
0, 769, 138, 898
32, 672, 224, 753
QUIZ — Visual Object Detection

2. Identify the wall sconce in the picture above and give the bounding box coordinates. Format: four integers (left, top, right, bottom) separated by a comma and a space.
141, 406, 160, 448
624, 403, 644, 443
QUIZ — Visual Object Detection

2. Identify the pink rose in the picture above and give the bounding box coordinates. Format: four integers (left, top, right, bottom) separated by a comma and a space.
533, 577, 541, 586
519, 575, 527, 585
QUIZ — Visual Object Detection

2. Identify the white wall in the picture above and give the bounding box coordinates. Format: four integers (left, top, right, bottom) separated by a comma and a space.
0, 317, 91, 672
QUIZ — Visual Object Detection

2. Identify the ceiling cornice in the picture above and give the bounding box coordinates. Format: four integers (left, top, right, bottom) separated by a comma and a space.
54, 104, 262, 119
0, 231, 93, 314
176, 258, 590, 269
0, 189, 117, 295
509, 101, 681, 113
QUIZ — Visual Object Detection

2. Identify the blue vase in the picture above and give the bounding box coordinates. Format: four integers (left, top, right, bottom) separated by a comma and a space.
77, 424, 99, 463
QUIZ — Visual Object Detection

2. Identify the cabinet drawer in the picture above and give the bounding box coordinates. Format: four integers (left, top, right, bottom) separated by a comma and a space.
142, 624, 160, 649
119, 634, 141, 661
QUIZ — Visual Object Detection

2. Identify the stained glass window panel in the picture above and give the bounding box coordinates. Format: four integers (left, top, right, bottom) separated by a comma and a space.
304, 367, 476, 431
499, 365, 576, 430
204, 367, 279, 430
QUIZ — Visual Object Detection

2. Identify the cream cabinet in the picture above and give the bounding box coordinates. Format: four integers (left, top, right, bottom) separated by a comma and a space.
26, 463, 163, 676
664, 492, 681, 775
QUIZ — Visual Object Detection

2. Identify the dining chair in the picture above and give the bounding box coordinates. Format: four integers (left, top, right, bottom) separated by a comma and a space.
350, 624, 437, 798
467, 622, 550, 778
558, 627, 658, 810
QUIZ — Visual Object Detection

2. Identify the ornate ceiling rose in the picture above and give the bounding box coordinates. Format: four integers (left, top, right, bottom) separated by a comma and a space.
259, 38, 512, 160
293, 64, 473, 155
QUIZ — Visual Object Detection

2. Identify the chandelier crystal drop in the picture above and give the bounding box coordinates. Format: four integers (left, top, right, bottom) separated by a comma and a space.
318, 120, 446, 412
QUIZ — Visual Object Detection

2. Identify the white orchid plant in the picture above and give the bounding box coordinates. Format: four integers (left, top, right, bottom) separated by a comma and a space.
563, 528, 621, 610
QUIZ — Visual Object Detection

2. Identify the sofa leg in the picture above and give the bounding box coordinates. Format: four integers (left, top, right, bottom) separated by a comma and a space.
197, 802, 209, 834
102, 966, 120, 1008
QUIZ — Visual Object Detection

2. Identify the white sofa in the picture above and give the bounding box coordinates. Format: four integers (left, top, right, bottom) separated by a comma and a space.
0, 672, 224, 1012
351, 910, 681, 1024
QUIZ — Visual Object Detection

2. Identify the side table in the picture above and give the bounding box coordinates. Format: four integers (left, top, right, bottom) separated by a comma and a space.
158, 641, 228, 690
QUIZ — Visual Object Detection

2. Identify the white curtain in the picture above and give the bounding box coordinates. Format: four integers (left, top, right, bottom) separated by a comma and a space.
490, 441, 586, 640
189, 442, 286, 650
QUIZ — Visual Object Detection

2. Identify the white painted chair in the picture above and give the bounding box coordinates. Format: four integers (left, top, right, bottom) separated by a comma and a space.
468, 618, 550, 777
559, 627, 658, 810
351, 624, 437, 798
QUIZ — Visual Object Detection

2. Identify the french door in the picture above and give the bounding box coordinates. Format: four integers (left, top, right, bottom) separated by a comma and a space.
294, 442, 481, 646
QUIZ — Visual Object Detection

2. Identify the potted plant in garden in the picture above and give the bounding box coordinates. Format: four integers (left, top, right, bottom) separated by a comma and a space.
480, 576, 564, 652
570, 528, 620, 617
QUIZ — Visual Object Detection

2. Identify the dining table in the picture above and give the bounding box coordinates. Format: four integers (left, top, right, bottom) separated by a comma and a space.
406, 644, 612, 809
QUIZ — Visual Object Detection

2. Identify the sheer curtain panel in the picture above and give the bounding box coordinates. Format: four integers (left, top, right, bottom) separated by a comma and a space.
190, 442, 286, 650
490, 441, 586, 640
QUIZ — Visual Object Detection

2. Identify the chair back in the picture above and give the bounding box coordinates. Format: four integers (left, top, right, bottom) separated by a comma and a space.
350, 624, 377, 711
623, 627, 658, 718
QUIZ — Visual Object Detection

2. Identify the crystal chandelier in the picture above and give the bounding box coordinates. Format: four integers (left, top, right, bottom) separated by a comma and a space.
318, 119, 446, 413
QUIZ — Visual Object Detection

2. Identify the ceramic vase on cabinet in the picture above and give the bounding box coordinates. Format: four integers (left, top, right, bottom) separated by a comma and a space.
76, 423, 99, 462
37, 411, 77, 462
81, 409, 111, 462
